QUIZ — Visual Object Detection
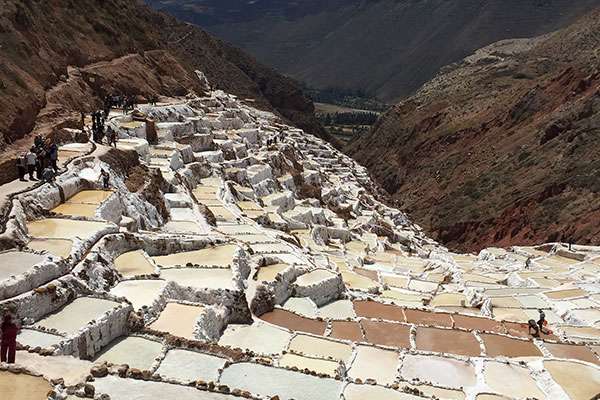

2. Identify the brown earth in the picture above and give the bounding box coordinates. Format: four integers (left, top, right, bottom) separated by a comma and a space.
0, 0, 327, 184
348, 10, 600, 252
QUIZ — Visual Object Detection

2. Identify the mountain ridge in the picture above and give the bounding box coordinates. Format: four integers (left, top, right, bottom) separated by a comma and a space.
347, 9, 600, 252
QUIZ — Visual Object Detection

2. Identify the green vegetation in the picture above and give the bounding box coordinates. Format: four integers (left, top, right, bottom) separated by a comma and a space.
306, 87, 389, 112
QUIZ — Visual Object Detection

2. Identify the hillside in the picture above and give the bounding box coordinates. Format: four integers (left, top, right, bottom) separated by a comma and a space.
347, 9, 600, 252
146, 0, 600, 100
0, 0, 325, 182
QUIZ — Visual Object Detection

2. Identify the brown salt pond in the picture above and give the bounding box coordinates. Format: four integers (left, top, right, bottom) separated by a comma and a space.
152, 244, 238, 267
254, 263, 289, 282
451, 315, 505, 333
260, 309, 326, 335
480, 334, 542, 358
287, 334, 352, 362
348, 345, 399, 385
404, 309, 453, 327
416, 327, 481, 357
27, 238, 73, 258
483, 361, 545, 399
544, 342, 600, 365
330, 321, 364, 342
148, 303, 205, 340
36, 297, 120, 335
360, 320, 411, 348
353, 300, 405, 322
0, 370, 52, 400
114, 249, 156, 277
27, 219, 112, 240
544, 360, 600, 400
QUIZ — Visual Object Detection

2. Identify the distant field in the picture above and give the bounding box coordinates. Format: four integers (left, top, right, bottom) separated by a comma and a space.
314, 103, 379, 114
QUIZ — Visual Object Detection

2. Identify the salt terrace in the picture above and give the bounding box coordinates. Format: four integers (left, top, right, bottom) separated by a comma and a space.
0, 76, 598, 400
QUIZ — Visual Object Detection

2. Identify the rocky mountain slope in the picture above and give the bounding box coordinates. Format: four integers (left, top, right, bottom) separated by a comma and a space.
0, 0, 325, 182
347, 9, 600, 252
146, 0, 600, 100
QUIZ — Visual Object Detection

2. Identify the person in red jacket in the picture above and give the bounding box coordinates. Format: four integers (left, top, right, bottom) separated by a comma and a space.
1, 314, 19, 363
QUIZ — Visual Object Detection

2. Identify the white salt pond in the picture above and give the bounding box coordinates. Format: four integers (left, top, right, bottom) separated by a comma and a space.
95, 336, 163, 370
152, 244, 238, 267
114, 250, 156, 277
400, 354, 477, 389
296, 269, 337, 286
17, 328, 62, 348
149, 303, 204, 340
93, 375, 232, 400
219, 322, 291, 355
282, 297, 318, 318
344, 384, 425, 400
160, 268, 234, 290
110, 280, 166, 310
156, 349, 227, 382
0, 251, 45, 281
318, 299, 356, 319
36, 297, 120, 335
348, 345, 399, 385
15, 351, 92, 386
219, 362, 342, 400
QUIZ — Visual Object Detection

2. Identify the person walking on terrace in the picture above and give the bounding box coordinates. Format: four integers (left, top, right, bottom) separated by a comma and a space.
101, 169, 110, 190
0, 314, 19, 364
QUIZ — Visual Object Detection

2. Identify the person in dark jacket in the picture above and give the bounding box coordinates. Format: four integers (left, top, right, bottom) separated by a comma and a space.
1, 314, 19, 363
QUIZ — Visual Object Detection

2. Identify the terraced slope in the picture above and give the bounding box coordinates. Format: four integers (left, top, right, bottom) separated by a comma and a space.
348, 10, 600, 252
0, 0, 326, 183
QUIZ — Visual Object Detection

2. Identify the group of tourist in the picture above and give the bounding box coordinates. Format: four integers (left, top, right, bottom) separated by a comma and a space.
16, 135, 59, 183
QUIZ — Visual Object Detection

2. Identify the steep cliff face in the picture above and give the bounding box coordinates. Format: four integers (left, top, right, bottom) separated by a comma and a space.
147, 0, 600, 100
0, 0, 325, 155
348, 10, 600, 252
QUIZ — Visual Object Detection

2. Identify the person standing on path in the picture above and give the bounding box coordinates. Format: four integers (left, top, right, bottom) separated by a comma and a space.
0, 314, 19, 364
16, 154, 27, 181
101, 169, 110, 190
26, 148, 37, 180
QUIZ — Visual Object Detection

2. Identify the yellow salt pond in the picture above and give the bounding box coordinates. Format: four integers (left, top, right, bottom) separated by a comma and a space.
27, 238, 73, 258
51, 203, 98, 218
152, 244, 238, 267
208, 206, 236, 221
0, 370, 52, 400
255, 263, 289, 282
287, 334, 352, 363
279, 353, 339, 376
149, 303, 204, 340
160, 268, 234, 289
27, 219, 112, 240
66, 190, 113, 204
114, 250, 156, 277
544, 360, 600, 400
